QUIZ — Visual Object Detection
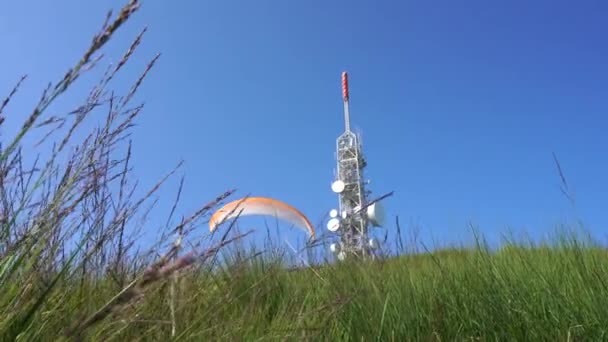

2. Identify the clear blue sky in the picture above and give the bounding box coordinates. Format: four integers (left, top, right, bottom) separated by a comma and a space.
1, 1, 607, 256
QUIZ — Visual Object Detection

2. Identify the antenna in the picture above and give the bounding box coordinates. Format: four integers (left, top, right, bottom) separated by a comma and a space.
342, 71, 351, 132
327, 71, 393, 261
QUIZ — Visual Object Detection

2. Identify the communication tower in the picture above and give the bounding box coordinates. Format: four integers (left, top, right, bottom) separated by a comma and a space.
326, 72, 389, 260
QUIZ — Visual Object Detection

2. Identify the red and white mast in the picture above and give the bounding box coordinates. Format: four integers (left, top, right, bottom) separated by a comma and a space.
341, 71, 351, 132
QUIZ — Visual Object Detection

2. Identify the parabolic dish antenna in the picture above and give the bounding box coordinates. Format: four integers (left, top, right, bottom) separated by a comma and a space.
327, 218, 341, 232
331, 180, 345, 193
329, 209, 338, 218
367, 201, 386, 227
337, 251, 346, 261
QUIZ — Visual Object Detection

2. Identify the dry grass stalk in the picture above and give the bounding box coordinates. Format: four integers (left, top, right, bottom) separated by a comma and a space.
65, 230, 253, 340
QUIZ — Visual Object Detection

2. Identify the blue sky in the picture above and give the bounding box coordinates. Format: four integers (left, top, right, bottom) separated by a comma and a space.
1, 1, 607, 256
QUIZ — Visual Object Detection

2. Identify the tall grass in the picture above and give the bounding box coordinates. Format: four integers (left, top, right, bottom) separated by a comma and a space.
1, 1, 607, 340
0, 1, 243, 340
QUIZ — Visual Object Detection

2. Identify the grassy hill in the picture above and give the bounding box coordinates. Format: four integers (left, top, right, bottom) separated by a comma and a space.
3, 230, 608, 340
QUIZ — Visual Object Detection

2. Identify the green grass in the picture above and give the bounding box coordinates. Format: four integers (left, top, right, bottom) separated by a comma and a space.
5, 232, 608, 340
1, 1, 607, 340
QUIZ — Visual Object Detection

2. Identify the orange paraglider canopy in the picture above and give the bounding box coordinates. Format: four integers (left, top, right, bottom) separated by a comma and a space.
209, 197, 315, 238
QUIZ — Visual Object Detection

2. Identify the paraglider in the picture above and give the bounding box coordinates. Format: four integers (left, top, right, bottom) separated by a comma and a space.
209, 197, 315, 238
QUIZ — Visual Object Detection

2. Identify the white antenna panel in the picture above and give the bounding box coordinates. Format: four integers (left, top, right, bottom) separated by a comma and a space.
367, 201, 385, 227
329, 242, 340, 254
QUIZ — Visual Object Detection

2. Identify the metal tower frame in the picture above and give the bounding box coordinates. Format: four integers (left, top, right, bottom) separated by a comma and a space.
333, 71, 372, 259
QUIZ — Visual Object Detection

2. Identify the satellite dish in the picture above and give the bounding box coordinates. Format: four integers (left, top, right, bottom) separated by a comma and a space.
341, 211, 348, 219
337, 251, 346, 261
331, 180, 345, 193
327, 218, 341, 232
368, 237, 379, 250
329, 209, 338, 218
367, 201, 386, 227
329, 242, 340, 254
